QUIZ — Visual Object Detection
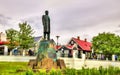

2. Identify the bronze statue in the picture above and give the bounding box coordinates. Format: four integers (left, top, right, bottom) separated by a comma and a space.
28, 10, 66, 70
42, 10, 50, 40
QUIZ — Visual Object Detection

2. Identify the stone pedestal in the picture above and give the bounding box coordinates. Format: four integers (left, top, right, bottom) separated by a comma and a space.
28, 58, 66, 71
37, 40, 57, 62
57, 59, 66, 69
28, 59, 37, 69
28, 39, 66, 71
37, 58, 58, 70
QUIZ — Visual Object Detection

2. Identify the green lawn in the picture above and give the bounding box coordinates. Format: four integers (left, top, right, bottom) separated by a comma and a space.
0, 62, 28, 75
0, 62, 120, 75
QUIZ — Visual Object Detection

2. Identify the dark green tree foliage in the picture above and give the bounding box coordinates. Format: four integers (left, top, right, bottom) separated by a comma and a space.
92, 32, 120, 55
19, 22, 34, 49
6, 28, 19, 49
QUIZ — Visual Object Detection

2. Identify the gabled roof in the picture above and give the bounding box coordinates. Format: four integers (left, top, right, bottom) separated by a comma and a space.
34, 36, 42, 42
56, 45, 74, 50
71, 38, 92, 51
0, 41, 5, 45
0, 41, 9, 45
56, 45, 62, 50
65, 45, 73, 49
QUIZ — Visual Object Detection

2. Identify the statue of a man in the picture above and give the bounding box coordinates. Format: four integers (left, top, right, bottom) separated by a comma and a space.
42, 10, 50, 40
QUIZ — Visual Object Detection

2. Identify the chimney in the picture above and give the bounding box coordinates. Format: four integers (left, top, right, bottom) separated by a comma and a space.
84, 38, 87, 42
77, 36, 80, 40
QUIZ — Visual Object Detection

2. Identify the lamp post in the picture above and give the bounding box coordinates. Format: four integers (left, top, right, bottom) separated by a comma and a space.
56, 36, 60, 50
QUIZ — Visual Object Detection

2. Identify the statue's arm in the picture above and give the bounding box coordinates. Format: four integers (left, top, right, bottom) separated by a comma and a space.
49, 17, 50, 25
42, 15, 45, 26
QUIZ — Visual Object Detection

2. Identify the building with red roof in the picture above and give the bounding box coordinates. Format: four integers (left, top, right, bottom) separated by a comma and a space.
57, 36, 92, 58
68, 37, 92, 52
0, 32, 9, 55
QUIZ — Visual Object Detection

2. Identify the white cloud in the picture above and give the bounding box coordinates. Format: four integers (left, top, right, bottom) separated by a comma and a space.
0, 0, 120, 44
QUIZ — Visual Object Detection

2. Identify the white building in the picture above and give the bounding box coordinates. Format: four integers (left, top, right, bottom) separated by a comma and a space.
0, 32, 8, 55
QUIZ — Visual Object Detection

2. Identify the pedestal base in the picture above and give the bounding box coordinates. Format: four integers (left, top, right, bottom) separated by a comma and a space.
28, 58, 66, 71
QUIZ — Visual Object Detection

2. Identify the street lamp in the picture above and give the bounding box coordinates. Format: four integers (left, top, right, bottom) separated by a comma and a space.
56, 36, 60, 50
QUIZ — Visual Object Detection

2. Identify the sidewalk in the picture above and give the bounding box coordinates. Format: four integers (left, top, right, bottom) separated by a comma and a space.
0, 56, 36, 62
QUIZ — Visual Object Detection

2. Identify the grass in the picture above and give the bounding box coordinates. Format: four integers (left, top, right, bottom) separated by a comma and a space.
0, 62, 28, 75
0, 62, 120, 75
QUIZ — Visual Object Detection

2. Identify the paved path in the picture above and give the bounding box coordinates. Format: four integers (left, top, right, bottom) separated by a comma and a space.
0, 56, 36, 62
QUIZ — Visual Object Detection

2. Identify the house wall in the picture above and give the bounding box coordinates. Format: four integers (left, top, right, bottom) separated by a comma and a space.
64, 50, 69, 57
0, 32, 6, 41
0, 45, 8, 55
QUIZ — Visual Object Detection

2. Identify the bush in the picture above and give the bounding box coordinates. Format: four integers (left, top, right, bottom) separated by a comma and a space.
49, 69, 62, 75
26, 70, 34, 75
38, 69, 47, 75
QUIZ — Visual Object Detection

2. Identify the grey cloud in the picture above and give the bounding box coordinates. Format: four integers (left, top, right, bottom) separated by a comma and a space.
20, 16, 43, 36
0, 14, 12, 25
0, 14, 11, 19
21, 16, 42, 28
118, 25, 120, 28
0, 0, 120, 42
114, 30, 120, 33
52, 3, 120, 32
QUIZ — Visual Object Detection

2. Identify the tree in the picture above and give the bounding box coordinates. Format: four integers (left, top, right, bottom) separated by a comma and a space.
92, 32, 120, 56
19, 22, 34, 49
6, 28, 19, 49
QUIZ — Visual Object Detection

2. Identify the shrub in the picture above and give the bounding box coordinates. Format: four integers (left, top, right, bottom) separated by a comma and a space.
26, 70, 34, 75
38, 69, 47, 75
49, 69, 62, 75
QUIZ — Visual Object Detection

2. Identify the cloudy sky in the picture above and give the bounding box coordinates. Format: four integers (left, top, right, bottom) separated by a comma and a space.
0, 0, 120, 44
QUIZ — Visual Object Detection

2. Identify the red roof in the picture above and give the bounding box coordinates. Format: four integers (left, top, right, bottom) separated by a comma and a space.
56, 45, 73, 50
72, 38, 92, 51
0, 41, 10, 45
56, 45, 62, 50
64, 45, 73, 49
0, 41, 9, 45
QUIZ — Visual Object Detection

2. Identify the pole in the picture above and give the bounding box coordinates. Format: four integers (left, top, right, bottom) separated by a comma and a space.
56, 36, 60, 50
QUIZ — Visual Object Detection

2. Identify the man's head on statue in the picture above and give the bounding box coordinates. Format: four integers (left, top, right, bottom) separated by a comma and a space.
45, 10, 49, 15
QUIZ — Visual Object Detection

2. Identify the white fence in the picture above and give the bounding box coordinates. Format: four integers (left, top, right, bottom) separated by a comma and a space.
59, 57, 120, 69
0, 56, 36, 62
0, 56, 120, 69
